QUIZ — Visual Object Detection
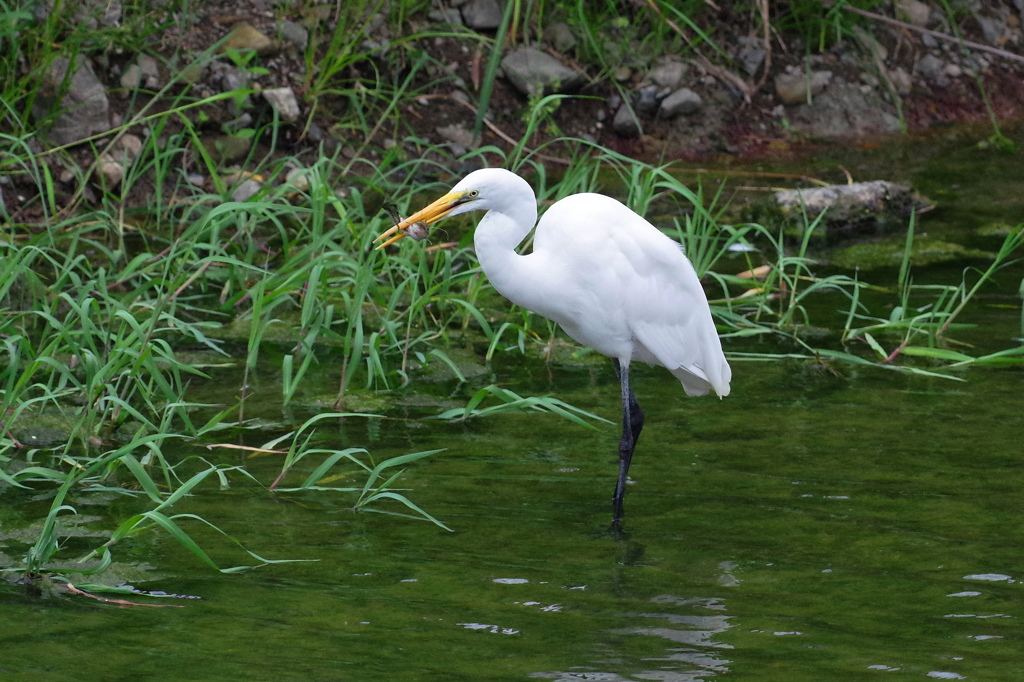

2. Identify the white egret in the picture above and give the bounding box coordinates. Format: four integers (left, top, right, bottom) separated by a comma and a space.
376, 168, 730, 526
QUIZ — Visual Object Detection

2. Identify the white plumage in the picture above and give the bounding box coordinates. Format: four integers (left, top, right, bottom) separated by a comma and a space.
377, 167, 731, 526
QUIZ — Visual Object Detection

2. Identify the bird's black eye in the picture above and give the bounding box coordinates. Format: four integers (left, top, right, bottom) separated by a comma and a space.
466, 190, 479, 198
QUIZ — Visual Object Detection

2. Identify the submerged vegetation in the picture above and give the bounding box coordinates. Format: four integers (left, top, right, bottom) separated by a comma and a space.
1, 0, 1023, 593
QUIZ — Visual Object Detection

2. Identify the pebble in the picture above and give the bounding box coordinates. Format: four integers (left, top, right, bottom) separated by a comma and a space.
500, 46, 584, 96
231, 178, 262, 202
221, 22, 273, 53
648, 60, 686, 89
659, 87, 702, 117
612, 103, 640, 137
278, 20, 308, 50
543, 22, 576, 53
775, 70, 832, 105
262, 87, 301, 122
461, 0, 502, 30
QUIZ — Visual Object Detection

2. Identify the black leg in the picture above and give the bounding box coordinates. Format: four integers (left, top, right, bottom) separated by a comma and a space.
612, 359, 644, 527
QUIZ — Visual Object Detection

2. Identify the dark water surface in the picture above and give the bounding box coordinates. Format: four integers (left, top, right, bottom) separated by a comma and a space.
2, 130, 1022, 680
3, 361, 1021, 681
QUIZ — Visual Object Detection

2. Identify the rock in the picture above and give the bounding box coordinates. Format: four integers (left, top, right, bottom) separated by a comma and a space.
776, 180, 930, 243
179, 59, 205, 85
121, 55, 160, 92
428, 8, 463, 24
117, 133, 143, 158
461, 0, 502, 30
278, 20, 309, 50
973, 11, 1009, 46
120, 63, 143, 91
202, 134, 253, 163
221, 21, 273, 53
788, 84, 901, 138
659, 87, 702, 117
98, 153, 125, 186
211, 63, 251, 114
218, 65, 249, 93
914, 53, 947, 84
97, 134, 144, 187
285, 167, 311, 192
612, 103, 641, 137
888, 66, 913, 96
895, 0, 931, 27
437, 123, 475, 150
262, 87, 301, 122
136, 54, 160, 89
33, 56, 111, 146
634, 85, 659, 113
500, 46, 584, 96
543, 22, 576, 53
736, 36, 766, 75
231, 178, 262, 202
775, 70, 832, 105
648, 59, 686, 89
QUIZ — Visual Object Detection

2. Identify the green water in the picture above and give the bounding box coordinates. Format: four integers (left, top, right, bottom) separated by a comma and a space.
2, 129, 1023, 680
3, 360, 1022, 680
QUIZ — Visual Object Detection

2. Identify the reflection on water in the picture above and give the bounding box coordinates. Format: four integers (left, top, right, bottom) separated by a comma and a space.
534, 592, 734, 681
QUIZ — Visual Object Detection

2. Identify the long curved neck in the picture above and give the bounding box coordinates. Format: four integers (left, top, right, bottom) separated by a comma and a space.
472, 200, 542, 311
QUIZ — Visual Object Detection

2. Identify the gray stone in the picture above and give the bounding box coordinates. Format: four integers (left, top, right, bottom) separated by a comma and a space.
97, 134, 144, 187
33, 56, 111, 146
736, 36, 766, 76
775, 70, 832, 105
543, 22, 576, 53
500, 46, 584, 96
648, 60, 686, 89
612, 103, 641, 137
217, 64, 249, 93
285, 167, 311, 192
659, 87, 702, 117
888, 66, 912, 96
914, 53, 947, 83
895, 0, 931, 26
428, 8, 463, 25
262, 87, 301, 122
137, 54, 160, 89
634, 85, 659, 113
437, 124, 475, 149
461, 0, 502, 30
973, 12, 1008, 46
120, 63, 143, 91
788, 84, 902, 138
279, 20, 309, 50
231, 178, 263, 202
120, 55, 160, 91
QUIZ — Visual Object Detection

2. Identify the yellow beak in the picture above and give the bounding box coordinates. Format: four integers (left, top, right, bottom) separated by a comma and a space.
374, 191, 466, 250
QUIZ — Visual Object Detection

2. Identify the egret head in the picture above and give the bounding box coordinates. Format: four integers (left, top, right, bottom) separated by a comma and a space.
375, 169, 528, 249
